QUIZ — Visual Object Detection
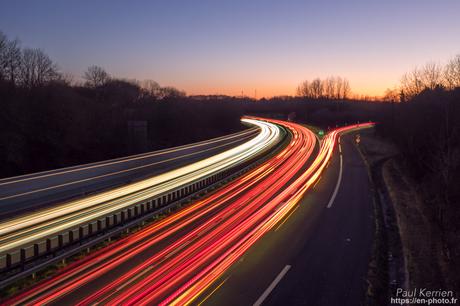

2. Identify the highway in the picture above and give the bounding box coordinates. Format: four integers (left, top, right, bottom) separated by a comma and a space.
0, 119, 281, 255
0, 126, 259, 219
4, 119, 373, 306
203, 131, 374, 306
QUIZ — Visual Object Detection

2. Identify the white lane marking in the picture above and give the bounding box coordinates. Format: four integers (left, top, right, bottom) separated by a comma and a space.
165, 240, 190, 259
339, 143, 342, 153
327, 153, 343, 208
253, 265, 291, 306
0, 128, 258, 185
0, 135, 252, 201
116, 265, 154, 291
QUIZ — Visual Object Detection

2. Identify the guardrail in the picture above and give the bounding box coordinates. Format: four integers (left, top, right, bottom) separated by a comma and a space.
0, 125, 289, 287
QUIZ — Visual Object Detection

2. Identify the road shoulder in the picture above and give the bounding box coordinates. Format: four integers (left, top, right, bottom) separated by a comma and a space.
354, 128, 404, 306
357, 128, 458, 305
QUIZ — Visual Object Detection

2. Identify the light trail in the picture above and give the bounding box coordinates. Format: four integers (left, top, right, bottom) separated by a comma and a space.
3, 119, 373, 306
0, 127, 259, 186
0, 119, 280, 254
0, 132, 256, 202
163, 122, 373, 306
4, 118, 298, 305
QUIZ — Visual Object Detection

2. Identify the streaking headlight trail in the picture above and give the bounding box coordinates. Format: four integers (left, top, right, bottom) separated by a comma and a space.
0, 118, 281, 254
3, 119, 373, 306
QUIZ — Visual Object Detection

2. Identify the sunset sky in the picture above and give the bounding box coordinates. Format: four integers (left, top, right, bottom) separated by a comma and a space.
1, 0, 460, 98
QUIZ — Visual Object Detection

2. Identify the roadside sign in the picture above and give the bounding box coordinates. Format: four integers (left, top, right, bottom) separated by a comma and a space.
355, 134, 361, 144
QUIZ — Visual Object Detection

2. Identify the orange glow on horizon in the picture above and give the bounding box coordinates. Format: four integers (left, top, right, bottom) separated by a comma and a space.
182, 84, 389, 99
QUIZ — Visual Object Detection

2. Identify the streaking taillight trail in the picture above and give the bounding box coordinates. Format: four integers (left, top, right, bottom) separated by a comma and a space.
3, 119, 373, 306
161, 121, 374, 306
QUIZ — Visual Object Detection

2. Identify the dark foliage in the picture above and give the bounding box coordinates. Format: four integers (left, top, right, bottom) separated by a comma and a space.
378, 88, 460, 225
243, 96, 388, 128
2, 30, 458, 275
0, 79, 244, 178
378, 87, 460, 285
0, 77, 390, 180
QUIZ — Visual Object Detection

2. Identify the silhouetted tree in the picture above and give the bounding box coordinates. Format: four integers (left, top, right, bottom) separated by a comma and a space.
324, 77, 335, 99
401, 69, 422, 99
444, 54, 460, 89
296, 80, 312, 98
0, 31, 8, 81
296, 76, 351, 100
400, 62, 445, 99
141, 79, 162, 99
378, 56, 460, 277
19, 48, 59, 88
83, 65, 110, 88
421, 62, 443, 90
0, 32, 21, 85
158, 86, 186, 99
334, 76, 343, 99
310, 78, 323, 98
341, 78, 350, 99
383, 88, 399, 102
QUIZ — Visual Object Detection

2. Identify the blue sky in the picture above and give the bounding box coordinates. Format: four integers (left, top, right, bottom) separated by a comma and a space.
1, 0, 459, 97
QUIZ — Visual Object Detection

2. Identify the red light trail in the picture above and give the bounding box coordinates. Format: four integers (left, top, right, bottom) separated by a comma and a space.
3, 119, 372, 306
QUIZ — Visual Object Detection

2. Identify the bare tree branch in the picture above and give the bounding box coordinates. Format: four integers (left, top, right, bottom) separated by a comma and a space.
83, 65, 110, 88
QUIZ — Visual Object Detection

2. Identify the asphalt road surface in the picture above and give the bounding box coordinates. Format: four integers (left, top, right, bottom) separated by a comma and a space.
202, 131, 374, 306
4, 119, 316, 305
0, 119, 281, 255
4, 122, 374, 306
0, 127, 258, 219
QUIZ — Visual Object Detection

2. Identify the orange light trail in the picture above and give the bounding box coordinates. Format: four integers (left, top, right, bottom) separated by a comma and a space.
3, 119, 373, 306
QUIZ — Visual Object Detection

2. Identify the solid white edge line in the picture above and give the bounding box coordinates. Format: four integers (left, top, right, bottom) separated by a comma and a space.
253, 265, 291, 306
327, 153, 343, 208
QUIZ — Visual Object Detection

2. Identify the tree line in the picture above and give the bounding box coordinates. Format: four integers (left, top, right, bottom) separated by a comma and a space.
82, 65, 186, 99
0, 31, 242, 178
0, 31, 187, 98
378, 55, 460, 286
0, 32, 60, 88
2, 30, 459, 265
383, 54, 460, 102
296, 76, 351, 99
0, 29, 387, 179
